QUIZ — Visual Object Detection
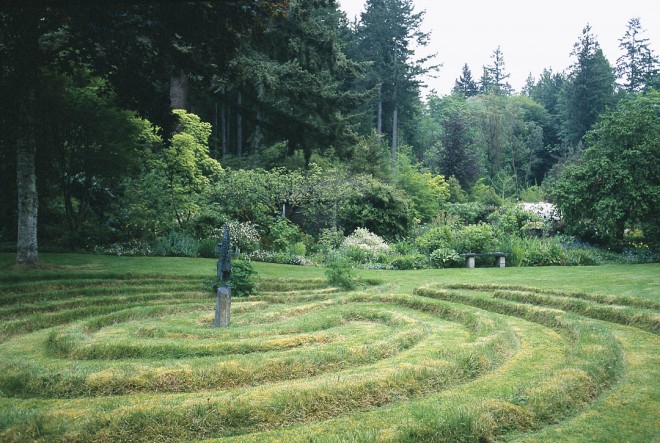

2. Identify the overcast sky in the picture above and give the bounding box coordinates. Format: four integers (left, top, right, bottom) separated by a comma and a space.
337, 0, 660, 96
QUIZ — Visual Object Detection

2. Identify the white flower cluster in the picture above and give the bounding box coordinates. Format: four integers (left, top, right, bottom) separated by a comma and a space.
341, 228, 390, 254
522, 203, 561, 222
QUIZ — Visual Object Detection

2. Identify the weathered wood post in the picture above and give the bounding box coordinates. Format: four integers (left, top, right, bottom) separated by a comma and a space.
214, 227, 231, 328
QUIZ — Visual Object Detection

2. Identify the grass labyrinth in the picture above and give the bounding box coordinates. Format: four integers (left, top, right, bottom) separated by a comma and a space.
0, 255, 658, 442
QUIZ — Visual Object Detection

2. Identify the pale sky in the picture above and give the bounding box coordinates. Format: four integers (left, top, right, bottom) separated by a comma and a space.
337, 0, 659, 96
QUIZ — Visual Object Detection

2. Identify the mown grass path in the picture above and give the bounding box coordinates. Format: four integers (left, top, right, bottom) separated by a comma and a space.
0, 254, 657, 442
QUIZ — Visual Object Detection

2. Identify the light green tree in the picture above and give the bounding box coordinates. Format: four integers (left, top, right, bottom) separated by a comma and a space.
159, 110, 222, 228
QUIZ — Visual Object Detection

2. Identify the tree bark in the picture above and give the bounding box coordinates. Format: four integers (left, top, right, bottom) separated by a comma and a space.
377, 91, 383, 142
14, 7, 40, 265
16, 88, 39, 265
221, 101, 228, 156
170, 70, 189, 110
391, 105, 398, 171
236, 90, 243, 159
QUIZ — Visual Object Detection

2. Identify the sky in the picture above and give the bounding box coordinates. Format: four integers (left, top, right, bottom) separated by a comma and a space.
337, 0, 660, 96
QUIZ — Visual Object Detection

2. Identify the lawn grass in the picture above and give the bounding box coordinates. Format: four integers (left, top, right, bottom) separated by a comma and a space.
0, 253, 657, 442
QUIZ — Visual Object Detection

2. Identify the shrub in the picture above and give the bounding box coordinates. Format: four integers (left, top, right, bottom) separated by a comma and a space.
197, 238, 218, 258
249, 250, 311, 266
489, 204, 544, 237
430, 248, 462, 268
287, 242, 307, 257
229, 260, 257, 297
318, 227, 345, 252
341, 228, 391, 254
566, 247, 601, 266
262, 218, 303, 252
219, 221, 260, 255
522, 238, 568, 266
442, 202, 492, 225
389, 253, 429, 270
415, 225, 454, 254
454, 223, 498, 254
153, 231, 199, 257
325, 253, 357, 289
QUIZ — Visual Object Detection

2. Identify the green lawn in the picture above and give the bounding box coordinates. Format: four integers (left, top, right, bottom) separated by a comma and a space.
0, 253, 657, 442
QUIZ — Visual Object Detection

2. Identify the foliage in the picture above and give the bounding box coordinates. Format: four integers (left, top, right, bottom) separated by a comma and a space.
488, 204, 544, 237
389, 253, 429, 270
552, 91, 660, 248
415, 225, 454, 254
153, 231, 200, 257
262, 218, 305, 252
454, 223, 498, 254
249, 250, 312, 266
559, 25, 615, 147
221, 221, 261, 255
318, 227, 345, 252
339, 176, 415, 240
158, 110, 222, 229
616, 18, 659, 92
429, 247, 462, 268
324, 253, 357, 290
341, 228, 391, 255
229, 259, 257, 297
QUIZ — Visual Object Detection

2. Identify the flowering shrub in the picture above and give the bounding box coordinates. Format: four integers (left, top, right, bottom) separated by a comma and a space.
249, 250, 311, 266
341, 228, 390, 254
93, 241, 153, 257
522, 202, 560, 222
213, 221, 260, 255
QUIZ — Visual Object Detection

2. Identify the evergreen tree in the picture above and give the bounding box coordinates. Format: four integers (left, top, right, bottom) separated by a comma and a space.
616, 17, 659, 92
479, 66, 495, 94
560, 25, 615, 147
482, 46, 513, 95
452, 63, 479, 97
229, 0, 368, 164
355, 0, 436, 168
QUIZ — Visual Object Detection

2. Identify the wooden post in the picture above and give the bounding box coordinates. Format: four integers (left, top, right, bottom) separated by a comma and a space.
214, 226, 232, 328
214, 286, 231, 327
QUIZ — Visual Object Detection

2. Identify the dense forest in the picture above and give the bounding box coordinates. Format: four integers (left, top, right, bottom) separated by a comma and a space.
1, 0, 658, 267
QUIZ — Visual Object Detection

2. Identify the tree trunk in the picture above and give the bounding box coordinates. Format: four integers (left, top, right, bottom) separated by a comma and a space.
377, 91, 383, 142
14, 8, 40, 265
391, 106, 398, 171
16, 88, 39, 265
170, 70, 189, 110
221, 101, 228, 156
236, 90, 243, 159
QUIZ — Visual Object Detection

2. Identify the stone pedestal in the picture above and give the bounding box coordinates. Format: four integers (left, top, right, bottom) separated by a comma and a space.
214, 286, 231, 328
467, 256, 476, 269
497, 256, 506, 268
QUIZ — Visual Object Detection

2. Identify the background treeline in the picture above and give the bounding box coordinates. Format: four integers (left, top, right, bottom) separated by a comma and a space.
1, 0, 658, 265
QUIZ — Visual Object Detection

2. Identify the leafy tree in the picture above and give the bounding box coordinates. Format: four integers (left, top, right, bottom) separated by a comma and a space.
36, 73, 149, 247
158, 110, 222, 229
616, 17, 659, 92
339, 175, 414, 240
452, 63, 479, 97
424, 94, 480, 188
560, 25, 615, 147
1, 1, 285, 264
552, 91, 660, 247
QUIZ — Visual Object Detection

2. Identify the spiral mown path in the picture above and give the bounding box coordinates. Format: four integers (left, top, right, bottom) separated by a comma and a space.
0, 269, 657, 442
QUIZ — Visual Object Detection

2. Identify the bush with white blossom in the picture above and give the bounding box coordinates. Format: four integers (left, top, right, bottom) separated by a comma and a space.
522, 203, 560, 222
340, 228, 390, 255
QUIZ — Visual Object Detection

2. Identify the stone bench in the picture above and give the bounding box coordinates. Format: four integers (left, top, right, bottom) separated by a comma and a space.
462, 252, 508, 268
